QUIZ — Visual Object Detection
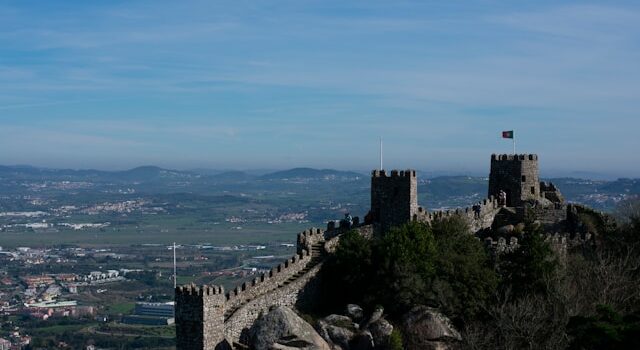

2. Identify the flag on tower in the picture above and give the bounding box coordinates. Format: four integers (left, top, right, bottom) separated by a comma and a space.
502, 130, 514, 139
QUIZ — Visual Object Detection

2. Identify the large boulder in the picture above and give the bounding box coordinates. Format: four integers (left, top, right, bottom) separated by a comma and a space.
249, 306, 331, 350
345, 304, 364, 322
350, 330, 374, 350
368, 318, 393, 347
316, 321, 354, 350
327, 324, 355, 349
324, 314, 357, 329
401, 306, 461, 350
365, 306, 384, 327
317, 314, 359, 349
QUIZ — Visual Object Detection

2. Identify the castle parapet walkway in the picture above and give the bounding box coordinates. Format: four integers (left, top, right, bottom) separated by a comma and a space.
413, 196, 502, 233
176, 227, 335, 349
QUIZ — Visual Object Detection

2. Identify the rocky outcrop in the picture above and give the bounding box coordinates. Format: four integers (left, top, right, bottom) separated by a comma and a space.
314, 305, 395, 350
368, 318, 393, 347
317, 314, 358, 350
345, 304, 364, 323
401, 306, 461, 350
248, 306, 330, 350
364, 306, 384, 328
350, 331, 374, 350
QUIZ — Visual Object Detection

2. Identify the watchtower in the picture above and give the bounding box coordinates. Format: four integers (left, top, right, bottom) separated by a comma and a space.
488, 154, 540, 207
175, 284, 226, 350
370, 169, 418, 230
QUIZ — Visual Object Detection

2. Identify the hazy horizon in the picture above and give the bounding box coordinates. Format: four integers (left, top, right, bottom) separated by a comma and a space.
0, 161, 632, 181
2, 1, 639, 176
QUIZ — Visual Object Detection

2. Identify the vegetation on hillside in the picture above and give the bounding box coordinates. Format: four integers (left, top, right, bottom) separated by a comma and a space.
320, 197, 640, 349
321, 218, 497, 322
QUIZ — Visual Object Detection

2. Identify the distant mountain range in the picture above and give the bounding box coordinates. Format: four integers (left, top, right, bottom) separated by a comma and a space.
258, 168, 364, 180
0, 165, 196, 183
0, 164, 636, 184
0, 165, 365, 183
0, 165, 638, 211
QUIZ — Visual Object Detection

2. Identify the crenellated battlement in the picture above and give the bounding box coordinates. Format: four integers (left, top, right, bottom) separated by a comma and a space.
225, 249, 311, 308
175, 153, 571, 350
371, 169, 418, 229
411, 195, 502, 234
176, 226, 327, 349
176, 284, 224, 297
371, 169, 416, 178
484, 236, 520, 255
175, 283, 226, 350
489, 154, 540, 206
418, 196, 500, 222
296, 227, 324, 254
491, 154, 538, 161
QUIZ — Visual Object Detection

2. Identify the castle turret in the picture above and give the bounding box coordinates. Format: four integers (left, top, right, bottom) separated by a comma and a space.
370, 169, 418, 230
175, 284, 226, 350
488, 154, 540, 207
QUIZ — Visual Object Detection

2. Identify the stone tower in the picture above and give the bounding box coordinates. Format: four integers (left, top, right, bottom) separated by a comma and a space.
370, 169, 418, 230
488, 154, 540, 207
175, 284, 226, 350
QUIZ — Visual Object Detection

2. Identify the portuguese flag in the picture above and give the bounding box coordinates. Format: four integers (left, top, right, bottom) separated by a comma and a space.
502, 130, 514, 139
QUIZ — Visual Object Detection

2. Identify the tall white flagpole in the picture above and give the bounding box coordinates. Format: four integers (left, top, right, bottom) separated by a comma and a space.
379, 136, 383, 170
173, 242, 177, 289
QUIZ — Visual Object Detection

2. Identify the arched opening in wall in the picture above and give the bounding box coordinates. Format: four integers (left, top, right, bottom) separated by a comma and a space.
522, 175, 526, 182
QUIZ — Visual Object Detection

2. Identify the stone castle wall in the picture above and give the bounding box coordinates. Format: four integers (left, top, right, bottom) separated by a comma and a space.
176, 227, 327, 349
488, 154, 540, 207
522, 204, 568, 229
175, 285, 226, 350
177, 156, 574, 349
296, 228, 325, 255
224, 261, 324, 342
224, 249, 313, 312
415, 196, 502, 233
371, 169, 418, 230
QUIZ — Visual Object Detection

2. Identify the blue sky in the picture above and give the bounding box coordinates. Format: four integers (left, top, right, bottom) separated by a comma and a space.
1, 1, 639, 177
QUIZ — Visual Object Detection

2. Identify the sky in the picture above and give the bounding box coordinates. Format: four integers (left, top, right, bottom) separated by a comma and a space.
1, 1, 639, 177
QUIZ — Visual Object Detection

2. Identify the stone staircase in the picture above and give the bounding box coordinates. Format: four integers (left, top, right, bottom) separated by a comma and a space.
223, 241, 326, 321
279, 242, 325, 288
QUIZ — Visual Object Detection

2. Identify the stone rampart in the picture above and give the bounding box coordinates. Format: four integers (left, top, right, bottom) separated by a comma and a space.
415, 196, 502, 233
224, 262, 324, 342
296, 227, 324, 254
484, 236, 520, 256
489, 154, 540, 207
224, 249, 312, 312
371, 169, 418, 230
491, 154, 539, 161
175, 285, 226, 350
176, 227, 327, 349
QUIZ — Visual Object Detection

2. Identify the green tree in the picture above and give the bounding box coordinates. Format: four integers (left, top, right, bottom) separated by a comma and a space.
322, 219, 498, 319
374, 221, 437, 314
568, 305, 640, 350
320, 229, 375, 311
431, 216, 498, 321
499, 222, 558, 297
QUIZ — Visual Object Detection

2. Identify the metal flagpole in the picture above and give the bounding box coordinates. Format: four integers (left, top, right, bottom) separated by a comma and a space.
379, 137, 383, 170
173, 242, 177, 289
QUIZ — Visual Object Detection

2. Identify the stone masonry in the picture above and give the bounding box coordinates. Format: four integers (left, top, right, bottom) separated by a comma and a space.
176, 228, 330, 349
176, 153, 573, 349
370, 169, 418, 230
175, 285, 226, 350
488, 154, 540, 207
